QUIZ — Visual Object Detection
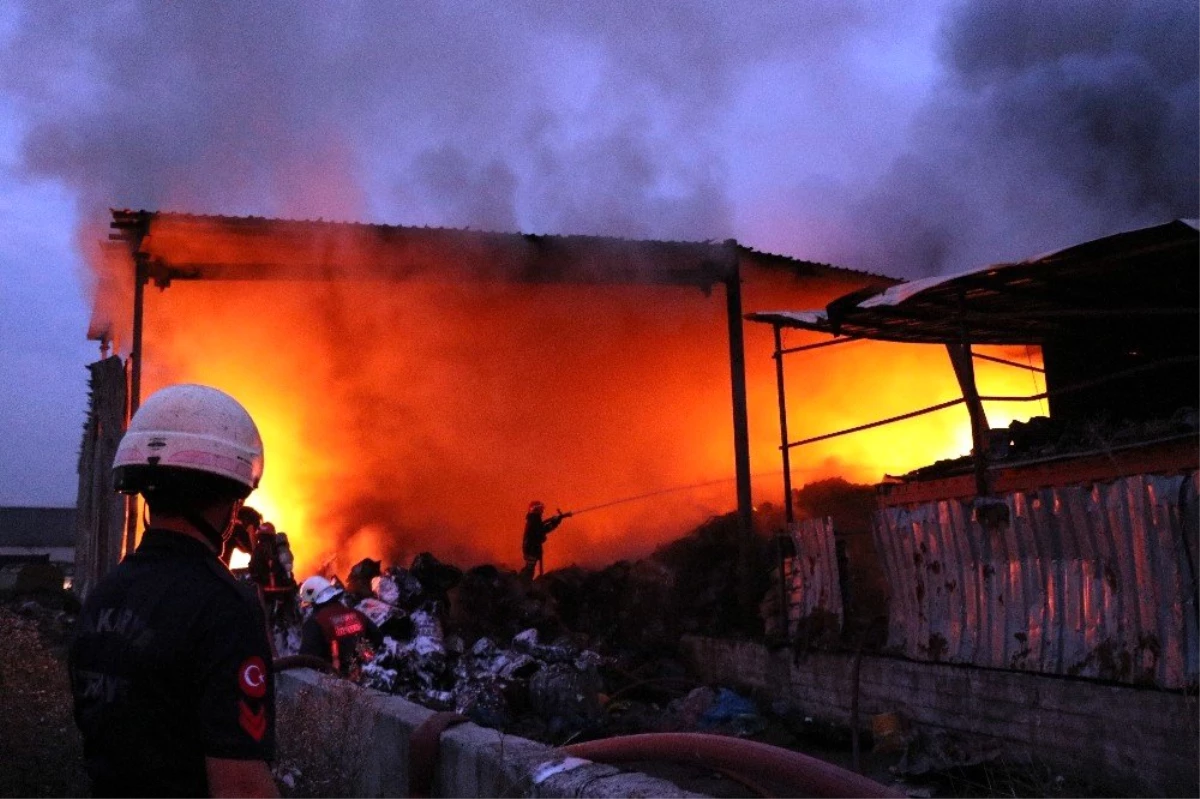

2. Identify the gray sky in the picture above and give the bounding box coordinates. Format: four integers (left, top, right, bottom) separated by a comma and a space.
1, 0, 1196, 507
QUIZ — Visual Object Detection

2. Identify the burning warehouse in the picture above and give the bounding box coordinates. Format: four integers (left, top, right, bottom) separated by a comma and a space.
75, 209, 1043, 592
69, 211, 1197, 796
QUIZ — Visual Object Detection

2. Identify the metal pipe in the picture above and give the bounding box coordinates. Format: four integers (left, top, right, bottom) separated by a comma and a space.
773, 325, 795, 525
971, 351, 1045, 372
772, 324, 795, 645
778, 336, 857, 355
789, 398, 966, 448
563, 732, 903, 798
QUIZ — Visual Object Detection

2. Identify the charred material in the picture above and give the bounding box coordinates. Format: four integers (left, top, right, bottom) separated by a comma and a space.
283, 512, 780, 747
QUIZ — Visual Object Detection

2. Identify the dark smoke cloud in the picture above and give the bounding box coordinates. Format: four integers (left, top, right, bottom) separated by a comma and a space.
0, 1, 899, 239
1, 0, 1195, 512
828, 0, 1199, 277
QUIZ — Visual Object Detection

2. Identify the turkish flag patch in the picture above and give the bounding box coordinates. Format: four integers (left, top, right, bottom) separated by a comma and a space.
238, 656, 268, 699
238, 699, 267, 742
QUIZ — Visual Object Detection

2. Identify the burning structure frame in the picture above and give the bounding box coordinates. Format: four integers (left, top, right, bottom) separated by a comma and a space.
76, 209, 890, 600
748, 218, 1199, 687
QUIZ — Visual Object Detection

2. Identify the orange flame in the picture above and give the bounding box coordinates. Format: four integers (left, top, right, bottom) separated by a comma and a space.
123, 226, 1043, 579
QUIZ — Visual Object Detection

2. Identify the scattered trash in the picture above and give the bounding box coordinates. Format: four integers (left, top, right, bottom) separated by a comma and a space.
871, 711, 908, 754
893, 728, 1005, 777
275, 514, 779, 745
699, 687, 766, 737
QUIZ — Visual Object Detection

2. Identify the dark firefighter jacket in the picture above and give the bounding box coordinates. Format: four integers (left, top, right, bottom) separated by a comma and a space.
69, 528, 275, 797
522, 512, 564, 560
299, 600, 383, 677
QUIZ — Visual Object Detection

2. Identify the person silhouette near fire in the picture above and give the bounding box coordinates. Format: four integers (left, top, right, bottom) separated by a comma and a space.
520, 500, 572, 581
220, 504, 262, 566
250, 522, 299, 634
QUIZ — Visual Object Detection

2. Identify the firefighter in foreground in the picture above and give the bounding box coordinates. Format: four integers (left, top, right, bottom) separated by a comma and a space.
297, 575, 383, 678
520, 500, 573, 580
68, 384, 278, 798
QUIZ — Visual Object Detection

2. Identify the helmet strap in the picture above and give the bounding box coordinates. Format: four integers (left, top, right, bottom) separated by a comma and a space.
180, 500, 241, 554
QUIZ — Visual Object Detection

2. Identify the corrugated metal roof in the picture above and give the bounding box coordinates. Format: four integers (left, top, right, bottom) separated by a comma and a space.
106, 209, 882, 291
746, 219, 1199, 345
0, 507, 77, 548
872, 471, 1199, 688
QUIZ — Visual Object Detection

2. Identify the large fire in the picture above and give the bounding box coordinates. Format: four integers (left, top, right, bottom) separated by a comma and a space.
114, 221, 1044, 578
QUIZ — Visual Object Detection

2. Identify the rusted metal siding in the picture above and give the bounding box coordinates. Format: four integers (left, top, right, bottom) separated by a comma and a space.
73, 356, 128, 600
873, 471, 1199, 688
784, 517, 844, 639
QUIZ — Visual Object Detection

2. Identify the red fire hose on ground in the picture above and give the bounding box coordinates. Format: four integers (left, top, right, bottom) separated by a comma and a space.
274, 660, 900, 798
273, 654, 334, 673
563, 732, 903, 798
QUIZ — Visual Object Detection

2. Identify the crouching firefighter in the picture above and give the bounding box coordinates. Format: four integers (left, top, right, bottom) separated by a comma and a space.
297, 575, 383, 679
68, 384, 279, 798
520, 500, 573, 581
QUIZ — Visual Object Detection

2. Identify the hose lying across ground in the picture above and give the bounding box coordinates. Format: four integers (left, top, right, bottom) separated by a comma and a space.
563, 732, 903, 798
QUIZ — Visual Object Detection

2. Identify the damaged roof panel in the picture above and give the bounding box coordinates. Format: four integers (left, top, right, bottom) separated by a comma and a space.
746, 219, 1199, 345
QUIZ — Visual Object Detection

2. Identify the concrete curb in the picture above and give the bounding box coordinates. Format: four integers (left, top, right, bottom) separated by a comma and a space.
277, 669, 707, 797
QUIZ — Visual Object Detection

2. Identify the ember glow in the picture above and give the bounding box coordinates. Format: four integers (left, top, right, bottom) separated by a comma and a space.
124, 224, 1043, 578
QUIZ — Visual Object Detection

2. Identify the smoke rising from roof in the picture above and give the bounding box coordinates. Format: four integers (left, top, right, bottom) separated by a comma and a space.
0, 0, 1195, 513
3, 1, 1192, 269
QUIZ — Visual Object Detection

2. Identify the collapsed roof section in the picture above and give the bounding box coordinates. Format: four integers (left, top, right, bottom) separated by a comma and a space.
748, 218, 1199, 345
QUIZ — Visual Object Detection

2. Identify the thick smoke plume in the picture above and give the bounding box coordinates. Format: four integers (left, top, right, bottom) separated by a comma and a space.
0, 1, 1191, 570
828, 0, 1199, 276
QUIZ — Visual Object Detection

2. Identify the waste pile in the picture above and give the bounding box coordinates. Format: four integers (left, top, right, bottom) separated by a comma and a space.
282, 512, 777, 745
896, 408, 1199, 481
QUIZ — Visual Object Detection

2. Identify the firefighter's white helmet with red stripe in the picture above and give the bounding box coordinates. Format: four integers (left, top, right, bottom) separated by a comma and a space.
299, 575, 342, 606
113, 384, 264, 497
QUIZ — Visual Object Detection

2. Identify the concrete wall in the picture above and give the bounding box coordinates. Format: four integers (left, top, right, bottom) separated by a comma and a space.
276, 669, 705, 798
680, 636, 1199, 797
0, 546, 74, 563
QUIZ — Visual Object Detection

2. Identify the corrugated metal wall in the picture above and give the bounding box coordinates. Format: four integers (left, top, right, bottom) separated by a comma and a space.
783, 517, 844, 641
73, 356, 128, 600
873, 471, 1200, 688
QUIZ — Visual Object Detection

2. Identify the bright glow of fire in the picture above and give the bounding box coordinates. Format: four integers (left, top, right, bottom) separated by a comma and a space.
124, 226, 1044, 579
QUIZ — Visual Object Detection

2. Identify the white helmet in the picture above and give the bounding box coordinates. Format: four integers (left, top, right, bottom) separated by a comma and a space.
299, 575, 342, 606
113, 384, 264, 498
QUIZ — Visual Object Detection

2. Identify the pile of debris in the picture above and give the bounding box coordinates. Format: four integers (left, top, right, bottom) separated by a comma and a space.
894, 408, 1199, 482
286, 512, 777, 745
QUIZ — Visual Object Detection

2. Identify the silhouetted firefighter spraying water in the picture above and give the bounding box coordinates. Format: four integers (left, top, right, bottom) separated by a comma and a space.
518, 473, 785, 580
520, 500, 573, 580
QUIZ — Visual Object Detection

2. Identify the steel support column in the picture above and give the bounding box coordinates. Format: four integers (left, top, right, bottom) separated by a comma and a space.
773, 324, 795, 524
723, 246, 755, 615
122, 255, 148, 557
